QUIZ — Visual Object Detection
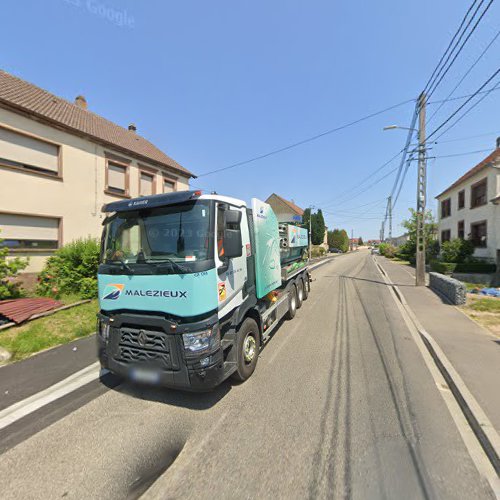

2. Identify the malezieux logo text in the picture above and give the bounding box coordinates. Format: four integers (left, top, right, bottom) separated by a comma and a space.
125, 289, 188, 298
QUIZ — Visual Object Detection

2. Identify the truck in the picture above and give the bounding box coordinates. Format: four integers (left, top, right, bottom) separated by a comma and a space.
97, 190, 311, 391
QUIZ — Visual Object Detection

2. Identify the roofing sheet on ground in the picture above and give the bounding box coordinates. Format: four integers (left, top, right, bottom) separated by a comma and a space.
0, 298, 63, 324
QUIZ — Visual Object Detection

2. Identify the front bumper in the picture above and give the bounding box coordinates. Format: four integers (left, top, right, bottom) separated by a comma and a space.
97, 311, 225, 391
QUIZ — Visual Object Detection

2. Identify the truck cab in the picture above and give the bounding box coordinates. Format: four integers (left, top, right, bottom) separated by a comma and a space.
97, 190, 309, 390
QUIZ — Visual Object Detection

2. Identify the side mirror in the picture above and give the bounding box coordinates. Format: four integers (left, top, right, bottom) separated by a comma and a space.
221, 210, 242, 260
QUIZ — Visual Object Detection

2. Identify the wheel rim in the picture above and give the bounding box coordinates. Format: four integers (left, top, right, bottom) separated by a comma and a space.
291, 293, 296, 311
298, 284, 303, 301
243, 334, 257, 363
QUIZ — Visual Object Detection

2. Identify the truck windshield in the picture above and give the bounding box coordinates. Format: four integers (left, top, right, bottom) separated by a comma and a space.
101, 200, 212, 268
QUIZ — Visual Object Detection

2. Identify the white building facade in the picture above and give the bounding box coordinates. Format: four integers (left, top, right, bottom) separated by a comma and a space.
436, 144, 500, 264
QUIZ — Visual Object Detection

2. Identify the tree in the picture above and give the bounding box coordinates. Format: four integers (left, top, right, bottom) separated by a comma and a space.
399, 208, 438, 261
302, 208, 311, 229
328, 229, 349, 253
0, 230, 28, 299
311, 209, 326, 245
357, 237, 364, 246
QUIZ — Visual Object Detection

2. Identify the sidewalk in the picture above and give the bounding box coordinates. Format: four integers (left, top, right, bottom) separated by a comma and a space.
378, 257, 500, 434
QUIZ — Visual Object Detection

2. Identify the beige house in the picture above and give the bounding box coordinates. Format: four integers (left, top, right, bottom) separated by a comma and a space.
436, 140, 500, 264
0, 70, 194, 274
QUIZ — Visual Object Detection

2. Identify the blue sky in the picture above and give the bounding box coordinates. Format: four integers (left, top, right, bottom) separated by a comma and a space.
2, 0, 499, 239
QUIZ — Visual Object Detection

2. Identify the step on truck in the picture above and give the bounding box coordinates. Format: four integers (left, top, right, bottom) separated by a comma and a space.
97, 190, 311, 390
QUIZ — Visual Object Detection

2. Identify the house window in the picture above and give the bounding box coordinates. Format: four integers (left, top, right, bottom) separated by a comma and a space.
0, 126, 60, 177
0, 213, 60, 251
441, 229, 451, 243
458, 190, 465, 209
471, 179, 487, 208
441, 198, 451, 218
470, 221, 487, 247
106, 161, 129, 196
139, 171, 155, 196
457, 220, 465, 239
163, 177, 176, 193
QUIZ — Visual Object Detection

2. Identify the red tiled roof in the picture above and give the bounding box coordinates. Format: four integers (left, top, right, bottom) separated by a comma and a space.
267, 193, 304, 215
0, 70, 194, 177
436, 148, 500, 198
0, 298, 63, 324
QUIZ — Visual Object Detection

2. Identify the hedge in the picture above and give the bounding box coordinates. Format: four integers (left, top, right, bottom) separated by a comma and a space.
430, 261, 496, 274
454, 262, 496, 273
430, 260, 457, 275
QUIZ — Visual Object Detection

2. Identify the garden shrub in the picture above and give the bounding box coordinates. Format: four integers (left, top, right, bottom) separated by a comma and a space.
440, 238, 474, 263
379, 243, 396, 258
0, 229, 28, 299
37, 238, 100, 299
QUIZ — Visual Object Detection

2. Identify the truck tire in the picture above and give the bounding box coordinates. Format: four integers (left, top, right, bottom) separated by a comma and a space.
296, 279, 304, 309
231, 318, 260, 382
285, 285, 297, 320
302, 276, 309, 300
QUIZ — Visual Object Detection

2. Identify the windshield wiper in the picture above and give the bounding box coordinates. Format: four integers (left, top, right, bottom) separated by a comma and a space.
145, 258, 189, 274
105, 257, 134, 273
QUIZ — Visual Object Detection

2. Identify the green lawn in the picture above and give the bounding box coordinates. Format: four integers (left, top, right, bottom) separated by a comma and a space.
0, 300, 98, 363
466, 297, 500, 313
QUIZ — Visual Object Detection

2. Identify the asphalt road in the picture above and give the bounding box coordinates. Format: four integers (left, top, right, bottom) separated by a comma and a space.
0, 251, 494, 499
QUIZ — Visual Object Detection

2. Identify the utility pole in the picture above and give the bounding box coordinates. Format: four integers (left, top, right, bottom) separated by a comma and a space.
350, 228, 354, 251
381, 220, 385, 243
308, 205, 315, 260
416, 92, 427, 286
388, 195, 392, 242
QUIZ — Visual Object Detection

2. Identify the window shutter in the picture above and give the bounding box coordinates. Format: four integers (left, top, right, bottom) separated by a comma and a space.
0, 127, 59, 173
108, 163, 126, 191
140, 172, 154, 196
0, 214, 59, 240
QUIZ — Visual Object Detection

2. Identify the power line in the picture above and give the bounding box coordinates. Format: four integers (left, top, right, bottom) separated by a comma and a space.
433, 129, 500, 144
426, 0, 495, 100
427, 67, 500, 141
422, 0, 481, 94
427, 27, 500, 124
390, 105, 418, 198
196, 98, 415, 177
427, 85, 500, 104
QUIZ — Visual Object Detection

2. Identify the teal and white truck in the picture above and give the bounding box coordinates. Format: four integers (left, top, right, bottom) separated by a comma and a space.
97, 190, 310, 390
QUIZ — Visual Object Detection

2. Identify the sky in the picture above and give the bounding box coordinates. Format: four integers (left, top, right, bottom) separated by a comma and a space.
1, 0, 499, 239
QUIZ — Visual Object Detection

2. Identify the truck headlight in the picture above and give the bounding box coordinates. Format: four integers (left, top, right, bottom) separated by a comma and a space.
183, 326, 220, 354
98, 319, 110, 341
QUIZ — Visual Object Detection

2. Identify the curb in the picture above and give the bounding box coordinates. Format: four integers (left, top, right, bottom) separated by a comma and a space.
374, 257, 500, 482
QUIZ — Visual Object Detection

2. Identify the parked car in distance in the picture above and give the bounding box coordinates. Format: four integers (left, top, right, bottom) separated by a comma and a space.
329, 248, 343, 253
371, 248, 380, 255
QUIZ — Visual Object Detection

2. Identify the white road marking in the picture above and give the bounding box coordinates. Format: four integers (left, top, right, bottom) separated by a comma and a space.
0, 362, 104, 431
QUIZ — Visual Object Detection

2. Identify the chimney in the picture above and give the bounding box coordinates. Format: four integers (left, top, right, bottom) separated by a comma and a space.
75, 95, 87, 109
128, 123, 137, 133
496, 137, 500, 149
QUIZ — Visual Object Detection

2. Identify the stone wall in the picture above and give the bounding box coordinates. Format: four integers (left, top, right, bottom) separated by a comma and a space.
429, 272, 467, 305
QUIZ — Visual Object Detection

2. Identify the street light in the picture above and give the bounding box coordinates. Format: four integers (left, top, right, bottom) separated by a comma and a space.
383, 125, 417, 132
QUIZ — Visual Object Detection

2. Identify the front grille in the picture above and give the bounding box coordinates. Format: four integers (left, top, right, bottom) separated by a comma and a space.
120, 329, 168, 352
117, 328, 177, 370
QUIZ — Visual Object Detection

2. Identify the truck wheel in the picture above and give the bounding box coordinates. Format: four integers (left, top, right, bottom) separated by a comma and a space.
296, 279, 304, 309
302, 277, 309, 300
285, 285, 297, 320
231, 318, 260, 382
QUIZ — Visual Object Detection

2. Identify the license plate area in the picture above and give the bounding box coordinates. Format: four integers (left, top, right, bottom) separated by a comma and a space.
129, 367, 161, 385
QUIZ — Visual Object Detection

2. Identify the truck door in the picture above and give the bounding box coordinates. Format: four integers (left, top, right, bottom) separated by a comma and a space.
215, 202, 250, 318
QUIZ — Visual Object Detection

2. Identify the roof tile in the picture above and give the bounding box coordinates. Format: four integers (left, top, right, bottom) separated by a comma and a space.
0, 70, 193, 177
